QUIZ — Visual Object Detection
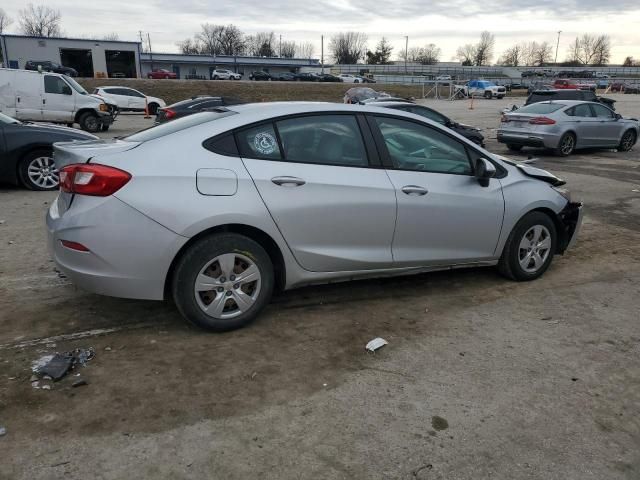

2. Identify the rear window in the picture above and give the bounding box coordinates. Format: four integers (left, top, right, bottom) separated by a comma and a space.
517, 103, 565, 114
124, 111, 236, 142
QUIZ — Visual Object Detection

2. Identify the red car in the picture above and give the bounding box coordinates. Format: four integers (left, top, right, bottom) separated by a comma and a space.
553, 79, 595, 92
609, 82, 625, 92
147, 69, 177, 79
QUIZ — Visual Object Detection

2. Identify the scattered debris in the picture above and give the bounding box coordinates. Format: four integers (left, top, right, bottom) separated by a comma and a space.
431, 416, 449, 431
632, 189, 639, 193
366, 337, 388, 353
0, 220, 5, 225
0, 426, 6, 437
72, 379, 88, 388
104, 346, 112, 351
322, 383, 328, 387
7, 241, 14, 245
51, 461, 70, 468
571, 377, 578, 382
413, 464, 433, 477
250, 372, 257, 380
31, 348, 95, 385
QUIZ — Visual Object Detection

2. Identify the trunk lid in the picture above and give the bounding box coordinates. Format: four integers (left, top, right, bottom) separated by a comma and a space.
53, 139, 139, 214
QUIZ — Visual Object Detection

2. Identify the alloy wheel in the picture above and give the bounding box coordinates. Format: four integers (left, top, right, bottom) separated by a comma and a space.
27, 155, 59, 189
621, 132, 635, 151
194, 253, 261, 319
518, 225, 552, 273
560, 135, 574, 155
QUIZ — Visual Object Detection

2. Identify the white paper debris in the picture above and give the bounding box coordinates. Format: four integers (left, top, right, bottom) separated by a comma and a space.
366, 337, 388, 353
31, 355, 54, 373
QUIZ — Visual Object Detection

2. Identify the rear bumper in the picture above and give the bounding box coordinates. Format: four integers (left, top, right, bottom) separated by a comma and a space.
46, 195, 188, 300
497, 130, 558, 148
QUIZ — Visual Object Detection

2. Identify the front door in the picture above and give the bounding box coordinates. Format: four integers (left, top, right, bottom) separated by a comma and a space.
590, 103, 623, 146
239, 114, 397, 272
41, 75, 74, 122
370, 115, 504, 266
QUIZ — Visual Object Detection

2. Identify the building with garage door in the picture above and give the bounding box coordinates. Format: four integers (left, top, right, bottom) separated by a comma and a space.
0, 35, 142, 78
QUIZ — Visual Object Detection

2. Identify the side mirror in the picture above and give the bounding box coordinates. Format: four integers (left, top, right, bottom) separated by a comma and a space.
475, 158, 496, 187
615, 113, 622, 120
62, 85, 72, 95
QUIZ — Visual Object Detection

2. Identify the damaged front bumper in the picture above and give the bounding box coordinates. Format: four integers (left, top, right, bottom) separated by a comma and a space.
557, 201, 583, 253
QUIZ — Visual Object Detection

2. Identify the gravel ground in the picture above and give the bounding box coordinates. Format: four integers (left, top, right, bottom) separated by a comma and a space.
0, 94, 639, 480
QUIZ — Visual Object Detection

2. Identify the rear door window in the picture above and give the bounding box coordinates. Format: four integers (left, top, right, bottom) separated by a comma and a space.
275, 114, 368, 167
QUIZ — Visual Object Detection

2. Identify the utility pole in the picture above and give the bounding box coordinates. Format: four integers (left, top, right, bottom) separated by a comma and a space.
321, 35, 324, 74
404, 36, 409, 74
555, 30, 562, 64
147, 32, 154, 71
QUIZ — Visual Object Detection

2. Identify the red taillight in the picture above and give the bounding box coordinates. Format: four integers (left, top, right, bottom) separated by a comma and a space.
529, 117, 556, 125
60, 240, 90, 252
162, 108, 176, 119
59, 164, 131, 196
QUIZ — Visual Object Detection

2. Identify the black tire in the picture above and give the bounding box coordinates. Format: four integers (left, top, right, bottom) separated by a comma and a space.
618, 129, 637, 152
554, 132, 576, 156
18, 149, 58, 191
484, 91, 492, 99
100, 124, 110, 132
497, 95, 505, 99
213, 75, 219, 80
507, 144, 523, 152
172, 233, 274, 332
498, 211, 557, 281
78, 112, 100, 132
147, 103, 159, 115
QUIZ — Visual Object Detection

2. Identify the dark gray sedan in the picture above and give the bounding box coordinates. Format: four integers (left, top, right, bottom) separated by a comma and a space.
498, 100, 639, 156
0, 112, 96, 190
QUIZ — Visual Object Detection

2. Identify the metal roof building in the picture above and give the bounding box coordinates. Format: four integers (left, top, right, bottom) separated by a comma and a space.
139, 52, 320, 79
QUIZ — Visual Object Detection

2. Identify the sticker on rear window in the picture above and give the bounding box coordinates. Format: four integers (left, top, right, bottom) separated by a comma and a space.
253, 132, 277, 155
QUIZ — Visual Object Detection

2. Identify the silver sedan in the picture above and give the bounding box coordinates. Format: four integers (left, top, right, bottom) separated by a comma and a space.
498, 100, 639, 156
48, 102, 583, 331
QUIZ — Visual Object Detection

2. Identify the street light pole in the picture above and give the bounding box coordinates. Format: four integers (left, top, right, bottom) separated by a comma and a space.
555, 30, 562, 64
404, 36, 408, 74
321, 35, 324, 74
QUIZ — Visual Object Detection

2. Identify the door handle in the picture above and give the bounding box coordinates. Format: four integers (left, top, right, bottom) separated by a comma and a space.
17, 97, 20, 103
401, 185, 429, 196
271, 176, 306, 187
42, 99, 46, 104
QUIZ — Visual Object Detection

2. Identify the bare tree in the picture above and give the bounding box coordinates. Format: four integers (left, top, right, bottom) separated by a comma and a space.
456, 44, 476, 66
0, 8, 12, 34
296, 41, 314, 59
280, 40, 296, 58
18, 4, 61, 37
474, 31, 495, 66
246, 32, 276, 57
400, 43, 440, 65
103, 32, 119, 41
329, 32, 368, 64
498, 44, 523, 66
217, 25, 245, 56
531, 41, 553, 66
197, 23, 225, 55
565, 34, 611, 65
623, 56, 636, 67
176, 38, 203, 55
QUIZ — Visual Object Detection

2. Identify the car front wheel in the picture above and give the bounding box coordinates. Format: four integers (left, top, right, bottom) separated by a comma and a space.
78, 112, 100, 132
498, 211, 557, 281
618, 130, 637, 152
172, 233, 274, 332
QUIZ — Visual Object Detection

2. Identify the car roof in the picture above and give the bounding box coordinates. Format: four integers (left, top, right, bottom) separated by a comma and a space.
523, 100, 601, 107
362, 101, 417, 107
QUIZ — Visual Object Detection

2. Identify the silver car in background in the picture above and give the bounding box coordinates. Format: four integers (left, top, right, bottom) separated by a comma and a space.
498, 100, 639, 156
47, 102, 583, 331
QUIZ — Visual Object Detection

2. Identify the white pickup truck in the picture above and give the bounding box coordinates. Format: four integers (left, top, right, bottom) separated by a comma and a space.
454, 80, 507, 99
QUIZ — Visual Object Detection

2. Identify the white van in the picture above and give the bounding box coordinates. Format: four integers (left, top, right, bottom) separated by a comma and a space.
0, 68, 114, 132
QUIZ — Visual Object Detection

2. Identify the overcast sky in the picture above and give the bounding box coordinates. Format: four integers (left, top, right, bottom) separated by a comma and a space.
2, 1, 639, 63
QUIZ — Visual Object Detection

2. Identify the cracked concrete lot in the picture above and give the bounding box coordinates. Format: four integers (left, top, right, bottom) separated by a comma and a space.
0, 94, 639, 479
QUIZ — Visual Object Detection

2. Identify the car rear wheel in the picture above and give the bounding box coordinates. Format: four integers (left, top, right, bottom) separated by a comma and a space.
172, 233, 274, 332
18, 149, 59, 191
498, 211, 557, 281
554, 132, 575, 156
618, 130, 637, 152
507, 144, 523, 152
78, 112, 100, 132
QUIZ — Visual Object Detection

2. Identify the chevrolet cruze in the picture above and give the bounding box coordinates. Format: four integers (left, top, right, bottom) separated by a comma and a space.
48, 102, 583, 331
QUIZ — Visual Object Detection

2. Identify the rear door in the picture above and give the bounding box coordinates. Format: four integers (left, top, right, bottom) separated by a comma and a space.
41, 75, 74, 122
370, 115, 504, 266
564, 103, 596, 147
239, 113, 397, 272
14, 72, 44, 121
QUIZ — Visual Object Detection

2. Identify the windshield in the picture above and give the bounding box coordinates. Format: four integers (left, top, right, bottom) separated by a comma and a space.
516, 103, 565, 114
63, 75, 88, 95
124, 110, 237, 142
0, 111, 20, 124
